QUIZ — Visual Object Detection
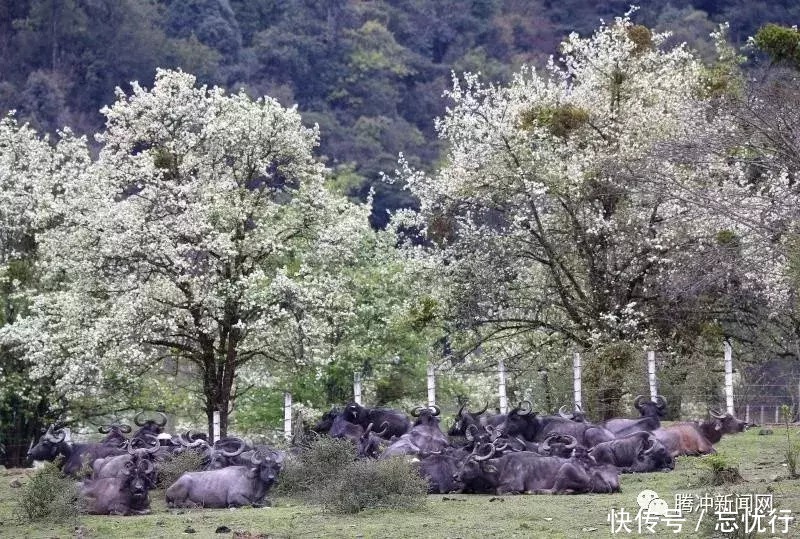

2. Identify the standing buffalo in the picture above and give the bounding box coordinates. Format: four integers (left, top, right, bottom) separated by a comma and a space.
165, 451, 282, 508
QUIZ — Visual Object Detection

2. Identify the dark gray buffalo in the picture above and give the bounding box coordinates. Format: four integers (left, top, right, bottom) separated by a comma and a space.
80, 457, 154, 515
604, 395, 667, 436
589, 431, 674, 473
28, 424, 127, 476
456, 445, 620, 495
165, 451, 281, 508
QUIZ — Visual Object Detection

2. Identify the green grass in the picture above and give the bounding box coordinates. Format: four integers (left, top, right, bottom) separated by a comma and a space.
1, 428, 798, 538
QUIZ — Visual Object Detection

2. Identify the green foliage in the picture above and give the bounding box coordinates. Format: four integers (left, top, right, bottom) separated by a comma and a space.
781, 404, 800, 478
584, 343, 638, 419
16, 460, 80, 522
700, 452, 743, 485
754, 24, 800, 70
319, 457, 427, 514
157, 451, 206, 489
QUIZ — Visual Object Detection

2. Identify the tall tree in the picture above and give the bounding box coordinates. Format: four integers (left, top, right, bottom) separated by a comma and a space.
9, 70, 375, 437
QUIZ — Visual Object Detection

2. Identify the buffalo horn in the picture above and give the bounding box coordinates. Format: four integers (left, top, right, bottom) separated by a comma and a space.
558, 405, 571, 420
140, 459, 154, 474
410, 407, 423, 417
179, 430, 207, 448
655, 395, 667, 409
633, 395, 647, 410
134, 411, 147, 426
517, 400, 532, 416
643, 434, 657, 454
364, 423, 374, 437
217, 437, 247, 457
493, 441, 509, 452
575, 404, 583, 412
144, 434, 161, 454
473, 443, 496, 461
456, 402, 467, 417
541, 437, 551, 454
429, 405, 441, 416
46, 426, 66, 443
374, 421, 390, 437
154, 411, 168, 426
98, 425, 111, 434
469, 402, 489, 416
250, 451, 265, 465
119, 423, 132, 433
709, 407, 726, 419
562, 434, 578, 450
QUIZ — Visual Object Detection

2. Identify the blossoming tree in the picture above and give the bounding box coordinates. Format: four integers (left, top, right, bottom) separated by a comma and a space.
10, 70, 379, 436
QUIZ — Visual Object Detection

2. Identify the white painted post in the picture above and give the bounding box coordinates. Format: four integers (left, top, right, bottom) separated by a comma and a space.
213, 411, 220, 443
724, 340, 734, 416
776, 405, 780, 424
427, 363, 436, 407
647, 350, 657, 402
573, 352, 582, 410
353, 372, 362, 405
498, 360, 508, 415
745, 404, 750, 424
283, 392, 292, 440
760, 405, 765, 426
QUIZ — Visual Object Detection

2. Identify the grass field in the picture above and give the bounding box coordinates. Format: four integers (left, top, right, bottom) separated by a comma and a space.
1, 427, 799, 539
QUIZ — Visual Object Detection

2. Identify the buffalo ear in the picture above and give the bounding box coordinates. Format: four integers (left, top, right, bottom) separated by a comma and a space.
246, 467, 258, 479
484, 464, 498, 474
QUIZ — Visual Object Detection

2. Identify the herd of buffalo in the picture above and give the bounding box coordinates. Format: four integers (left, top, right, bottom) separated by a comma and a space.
23, 396, 748, 515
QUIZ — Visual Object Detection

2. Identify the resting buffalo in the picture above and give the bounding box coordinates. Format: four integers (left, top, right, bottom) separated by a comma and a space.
604, 395, 667, 436
381, 406, 449, 459
28, 424, 126, 476
417, 450, 466, 493
92, 435, 161, 481
589, 431, 674, 473
654, 424, 713, 457
498, 401, 614, 447
696, 408, 748, 444
456, 445, 620, 495
341, 402, 410, 439
131, 411, 168, 441
80, 457, 154, 515
166, 451, 281, 508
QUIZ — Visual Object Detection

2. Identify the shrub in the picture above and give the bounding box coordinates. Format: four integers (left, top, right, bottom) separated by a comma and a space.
16, 460, 80, 522
157, 451, 206, 488
700, 453, 743, 486
320, 457, 428, 514
272, 436, 356, 500
781, 404, 800, 478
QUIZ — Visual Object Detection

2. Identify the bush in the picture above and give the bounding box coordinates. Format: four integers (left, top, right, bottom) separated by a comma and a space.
16, 460, 80, 522
157, 451, 206, 488
700, 453, 743, 486
320, 457, 427, 514
272, 436, 356, 500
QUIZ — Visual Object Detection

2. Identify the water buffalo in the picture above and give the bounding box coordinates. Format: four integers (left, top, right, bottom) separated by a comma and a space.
604, 395, 667, 436
696, 408, 748, 443
131, 411, 168, 441
447, 401, 490, 436
381, 406, 449, 459
417, 450, 466, 494
165, 451, 281, 508
80, 457, 154, 515
341, 402, 410, 439
654, 424, 714, 457
92, 435, 161, 481
28, 424, 127, 476
456, 444, 620, 495
498, 401, 614, 447
589, 431, 674, 473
